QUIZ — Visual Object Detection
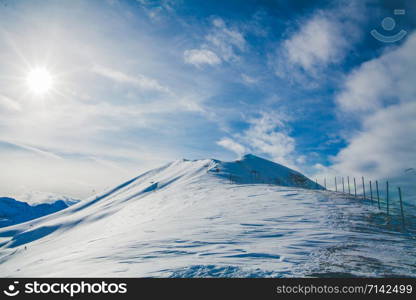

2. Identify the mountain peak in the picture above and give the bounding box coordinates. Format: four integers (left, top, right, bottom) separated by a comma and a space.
241, 153, 260, 160
168, 154, 321, 190
209, 154, 322, 190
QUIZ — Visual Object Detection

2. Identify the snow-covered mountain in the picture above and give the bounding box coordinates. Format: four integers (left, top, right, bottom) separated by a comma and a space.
210, 154, 323, 189
0, 194, 79, 228
0, 154, 414, 277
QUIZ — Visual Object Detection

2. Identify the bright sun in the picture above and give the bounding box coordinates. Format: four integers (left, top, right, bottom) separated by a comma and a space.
26, 67, 54, 95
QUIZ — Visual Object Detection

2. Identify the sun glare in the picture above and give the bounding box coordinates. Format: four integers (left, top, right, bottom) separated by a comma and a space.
26, 67, 54, 95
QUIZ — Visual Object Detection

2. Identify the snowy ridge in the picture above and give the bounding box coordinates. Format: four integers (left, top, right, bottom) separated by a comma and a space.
213, 154, 322, 189
0, 157, 223, 249
0, 154, 414, 277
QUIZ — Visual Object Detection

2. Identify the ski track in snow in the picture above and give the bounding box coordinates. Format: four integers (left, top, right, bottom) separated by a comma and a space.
0, 156, 415, 277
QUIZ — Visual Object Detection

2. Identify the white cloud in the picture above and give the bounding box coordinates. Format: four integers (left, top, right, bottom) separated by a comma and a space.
184, 17, 247, 68
272, 2, 365, 82
241, 74, 258, 85
336, 33, 416, 113
216, 137, 246, 157
330, 32, 416, 180
212, 17, 225, 28
0, 139, 63, 160
0, 0, 219, 198
331, 102, 416, 179
135, 0, 177, 21
0, 146, 136, 199
0, 94, 21, 111
217, 112, 298, 168
283, 15, 347, 72
206, 17, 246, 62
242, 112, 295, 165
183, 49, 221, 67
0, 138, 172, 199
92, 65, 171, 94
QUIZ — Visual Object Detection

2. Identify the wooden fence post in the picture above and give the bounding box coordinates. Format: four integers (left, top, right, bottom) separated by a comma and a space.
376, 180, 380, 209
386, 181, 389, 216
354, 177, 357, 199
347, 176, 351, 195
398, 187, 405, 229
362, 176, 366, 201
324, 178, 326, 190
342, 177, 345, 193
369, 181, 373, 204
335, 177, 337, 192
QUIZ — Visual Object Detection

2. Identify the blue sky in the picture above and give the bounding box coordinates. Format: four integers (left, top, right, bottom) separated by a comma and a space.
0, 0, 415, 197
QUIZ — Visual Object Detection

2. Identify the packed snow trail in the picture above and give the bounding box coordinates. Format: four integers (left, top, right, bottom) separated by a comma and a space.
0, 155, 414, 277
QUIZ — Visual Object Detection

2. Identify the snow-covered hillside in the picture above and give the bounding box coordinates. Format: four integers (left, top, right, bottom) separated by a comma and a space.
211, 154, 323, 189
0, 194, 79, 228
0, 155, 414, 277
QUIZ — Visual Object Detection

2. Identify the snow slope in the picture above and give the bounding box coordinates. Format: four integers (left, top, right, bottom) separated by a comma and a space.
211, 154, 323, 189
0, 155, 414, 277
0, 195, 79, 228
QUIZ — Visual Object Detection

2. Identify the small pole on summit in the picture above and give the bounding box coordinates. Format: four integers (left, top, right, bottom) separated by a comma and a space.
376, 180, 381, 209
362, 176, 366, 201
324, 178, 326, 190
354, 177, 357, 199
347, 176, 351, 195
342, 177, 345, 194
398, 187, 405, 229
386, 181, 389, 216
369, 180, 373, 205
335, 177, 337, 192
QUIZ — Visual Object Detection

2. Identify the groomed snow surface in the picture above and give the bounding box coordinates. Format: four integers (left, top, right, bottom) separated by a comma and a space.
0, 155, 415, 277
